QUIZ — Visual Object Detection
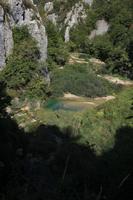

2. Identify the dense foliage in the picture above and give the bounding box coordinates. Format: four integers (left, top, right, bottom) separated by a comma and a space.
80, 87, 133, 153
46, 22, 69, 69
0, 26, 50, 100
51, 64, 119, 97
70, 0, 133, 79
0, 26, 39, 89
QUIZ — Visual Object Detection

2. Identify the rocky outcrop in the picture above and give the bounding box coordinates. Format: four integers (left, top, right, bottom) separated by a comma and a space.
64, 3, 86, 42
0, 4, 14, 68
44, 1, 58, 25
83, 0, 93, 6
89, 19, 109, 39
44, 1, 90, 42
44, 2, 53, 13
47, 13, 58, 25
0, 0, 47, 69
0, 6, 6, 68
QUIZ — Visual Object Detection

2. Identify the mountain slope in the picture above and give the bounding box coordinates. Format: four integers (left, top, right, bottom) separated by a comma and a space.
0, 0, 47, 69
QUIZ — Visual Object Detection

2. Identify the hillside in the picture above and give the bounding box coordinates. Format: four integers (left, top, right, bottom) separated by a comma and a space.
0, 0, 133, 200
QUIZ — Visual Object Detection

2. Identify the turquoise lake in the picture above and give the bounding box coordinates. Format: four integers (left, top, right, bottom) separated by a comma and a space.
45, 98, 93, 112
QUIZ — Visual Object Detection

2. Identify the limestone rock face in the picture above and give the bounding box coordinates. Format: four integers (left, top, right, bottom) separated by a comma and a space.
89, 19, 109, 39
44, 1, 89, 42
4, 15, 14, 58
0, 6, 6, 68
44, 1, 58, 25
0, 6, 14, 69
83, 0, 93, 6
0, 5, 14, 69
0, 0, 47, 69
44, 2, 53, 13
47, 13, 58, 25
9, 0, 24, 23
64, 3, 86, 42
44, 0, 93, 42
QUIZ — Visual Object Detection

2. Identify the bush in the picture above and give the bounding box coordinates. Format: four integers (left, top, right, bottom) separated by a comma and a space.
90, 35, 113, 61
106, 47, 132, 79
24, 75, 51, 100
51, 64, 118, 97
1, 58, 37, 89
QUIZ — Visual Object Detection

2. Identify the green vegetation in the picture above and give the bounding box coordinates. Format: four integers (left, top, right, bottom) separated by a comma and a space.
80, 87, 133, 154
0, 81, 133, 200
12, 87, 132, 155
70, 8, 97, 51
0, 1, 133, 199
70, 0, 133, 79
0, 26, 50, 100
53, 0, 78, 23
51, 64, 120, 97
1, 26, 39, 89
33, 0, 46, 21
46, 22, 69, 69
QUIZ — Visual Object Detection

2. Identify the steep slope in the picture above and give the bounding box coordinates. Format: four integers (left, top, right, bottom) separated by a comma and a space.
43, 0, 110, 42
0, 0, 47, 69
51, 0, 132, 79
43, 0, 95, 42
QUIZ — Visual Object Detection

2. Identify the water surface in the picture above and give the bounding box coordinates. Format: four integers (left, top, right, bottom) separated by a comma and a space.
45, 98, 91, 111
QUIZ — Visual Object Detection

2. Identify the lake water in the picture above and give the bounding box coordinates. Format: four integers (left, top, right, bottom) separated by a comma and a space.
45, 99, 88, 111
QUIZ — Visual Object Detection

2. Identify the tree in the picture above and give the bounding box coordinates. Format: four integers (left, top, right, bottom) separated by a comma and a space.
107, 47, 132, 78
46, 22, 69, 67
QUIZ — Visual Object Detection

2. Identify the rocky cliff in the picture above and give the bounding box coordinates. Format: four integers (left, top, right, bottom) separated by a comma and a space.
0, 0, 110, 69
64, 2, 87, 42
89, 19, 109, 39
0, 0, 47, 69
44, 0, 93, 42
44, 0, 109, 42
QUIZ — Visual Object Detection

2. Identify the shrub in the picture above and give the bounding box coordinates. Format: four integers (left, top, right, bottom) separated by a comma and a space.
105, 47, 132, 78
24, 75, 51, 100
51, 64, 118, 97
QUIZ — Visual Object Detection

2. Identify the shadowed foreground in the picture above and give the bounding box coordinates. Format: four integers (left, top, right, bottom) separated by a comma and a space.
0, 84, 133, 200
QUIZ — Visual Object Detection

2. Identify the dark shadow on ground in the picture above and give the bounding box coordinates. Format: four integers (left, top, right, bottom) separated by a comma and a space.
0, 83, 133, 200
99, 126, 133, 200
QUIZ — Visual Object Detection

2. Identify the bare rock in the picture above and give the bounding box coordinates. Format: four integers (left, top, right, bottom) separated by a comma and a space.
0, 0, 47, 69
89, 19, 109, 39
64, 3, 86, 42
